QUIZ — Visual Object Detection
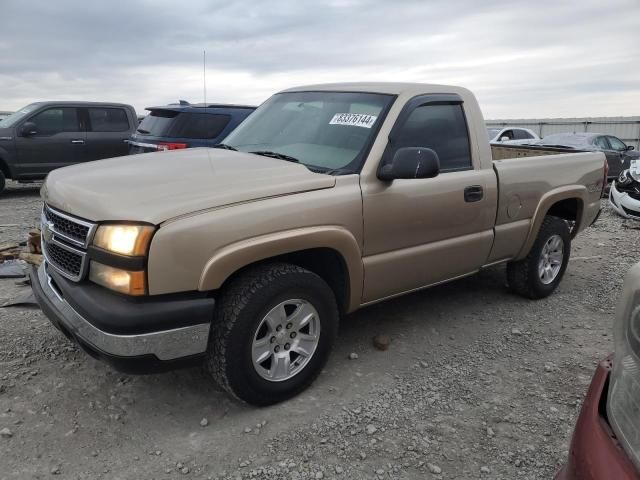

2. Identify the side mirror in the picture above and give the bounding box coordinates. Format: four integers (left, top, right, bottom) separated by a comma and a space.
20, 122, 37, 136
500, 136, 510, 142
627, 145, 635, 151
378, 147, 440, 181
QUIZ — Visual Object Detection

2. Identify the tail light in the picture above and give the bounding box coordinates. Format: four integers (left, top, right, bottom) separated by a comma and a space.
607, 263, 640, 471
157, 142, 188, 151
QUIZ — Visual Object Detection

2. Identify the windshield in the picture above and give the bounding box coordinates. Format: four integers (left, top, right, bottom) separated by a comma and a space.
487, 128, 501, 139
223, 91, 394, 173
0, 103, 40, 128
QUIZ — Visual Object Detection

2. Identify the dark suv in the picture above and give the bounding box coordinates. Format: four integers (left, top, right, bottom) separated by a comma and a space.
0, 101, 137, 193
128, 102, 256, 154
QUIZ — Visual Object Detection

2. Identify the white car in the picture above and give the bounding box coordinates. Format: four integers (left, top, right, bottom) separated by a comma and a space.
609, 160, 640, 220
487, 127, 540, 145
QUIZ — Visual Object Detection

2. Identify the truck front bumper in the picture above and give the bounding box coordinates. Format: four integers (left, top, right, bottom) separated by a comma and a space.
31, 262, 214, 373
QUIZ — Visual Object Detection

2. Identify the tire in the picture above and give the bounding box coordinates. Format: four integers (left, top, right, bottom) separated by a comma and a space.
507, 215, 571, 299
206, 262, 339, 406
0, 170, 5, 194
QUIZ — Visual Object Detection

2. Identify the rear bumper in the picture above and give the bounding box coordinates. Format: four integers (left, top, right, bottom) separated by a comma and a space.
555, 357, 640, 480
31, 262, 213, 373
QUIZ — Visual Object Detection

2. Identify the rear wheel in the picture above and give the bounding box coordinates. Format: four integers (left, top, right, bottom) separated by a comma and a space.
207, 262, 339, 405
507, 215, 570, 299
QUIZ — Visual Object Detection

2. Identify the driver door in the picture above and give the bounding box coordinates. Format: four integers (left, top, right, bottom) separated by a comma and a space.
15, 106, 85, 178
361, 95, 497, 303
607, 136, 633, 174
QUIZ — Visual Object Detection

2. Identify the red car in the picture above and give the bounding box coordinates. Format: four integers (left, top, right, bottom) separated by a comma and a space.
556, 263, 640, 479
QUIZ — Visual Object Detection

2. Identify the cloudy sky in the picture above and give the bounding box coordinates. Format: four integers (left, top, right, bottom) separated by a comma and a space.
1, 0, 639, 119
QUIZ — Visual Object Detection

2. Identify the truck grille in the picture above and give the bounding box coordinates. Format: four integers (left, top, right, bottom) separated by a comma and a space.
44, 206, 91, 245
41, 204, 96, 281
44, 242, 83, 278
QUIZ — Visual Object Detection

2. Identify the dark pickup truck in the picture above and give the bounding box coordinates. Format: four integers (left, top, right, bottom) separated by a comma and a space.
0, 101, 137, 193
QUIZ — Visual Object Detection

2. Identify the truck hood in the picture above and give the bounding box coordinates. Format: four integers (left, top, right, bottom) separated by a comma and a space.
42, 148, 336, 224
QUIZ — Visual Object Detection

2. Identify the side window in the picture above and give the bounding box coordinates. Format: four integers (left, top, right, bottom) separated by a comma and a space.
29, 108, 79, 136
170, 113, 231, 139
88, 108, 130, 132
393, 103, 472, 172
500, 130, 514, 140
608, 136, 627, 151
513, 129, 533, 140
594, 136, 609, 150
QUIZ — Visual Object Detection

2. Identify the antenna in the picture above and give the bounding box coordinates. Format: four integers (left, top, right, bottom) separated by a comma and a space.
203, 50, 207, 106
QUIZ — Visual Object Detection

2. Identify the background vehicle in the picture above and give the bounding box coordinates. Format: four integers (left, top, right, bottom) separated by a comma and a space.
0, 111, 12, 121
555, 262, 640, 480
0, 101, 137, 193
487, 126, 539, 145
128, 102, 256, 153
609, 160, 640, 220
32, 83, 605, 405
534, 133, 638, 180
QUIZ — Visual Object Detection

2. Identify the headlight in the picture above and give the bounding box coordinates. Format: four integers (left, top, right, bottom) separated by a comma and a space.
89, 261, 146, 296
93, 224, 154, 256
607, 263, 640, 471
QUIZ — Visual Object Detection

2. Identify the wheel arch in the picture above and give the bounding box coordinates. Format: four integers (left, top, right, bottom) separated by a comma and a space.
515, 187, 585, 260
0, 155, 12, 180
199, 226, 363, 313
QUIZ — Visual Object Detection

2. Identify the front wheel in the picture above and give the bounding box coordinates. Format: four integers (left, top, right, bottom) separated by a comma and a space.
507, 215, 571, 299
206, 262, 339, 405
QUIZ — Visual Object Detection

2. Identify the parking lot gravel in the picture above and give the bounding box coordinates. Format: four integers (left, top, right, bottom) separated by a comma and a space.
1, 179, 638, 479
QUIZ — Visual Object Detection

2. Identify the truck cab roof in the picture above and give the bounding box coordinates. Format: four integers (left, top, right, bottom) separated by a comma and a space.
282, 82, 473, 97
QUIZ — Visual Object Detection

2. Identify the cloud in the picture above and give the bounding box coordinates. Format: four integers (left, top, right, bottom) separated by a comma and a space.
0, 0, 638, 117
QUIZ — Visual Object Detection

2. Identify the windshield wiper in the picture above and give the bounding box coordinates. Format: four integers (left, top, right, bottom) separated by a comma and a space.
136, 128, 150, 134
249, 150, 300, 163
212, 143, 238, 151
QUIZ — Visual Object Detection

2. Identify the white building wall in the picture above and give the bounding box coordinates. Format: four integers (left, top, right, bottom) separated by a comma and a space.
486, 117, 640, 149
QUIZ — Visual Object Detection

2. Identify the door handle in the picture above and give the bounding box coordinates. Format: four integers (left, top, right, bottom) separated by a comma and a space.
70, 139, 85, 144
464, 185, 484, 202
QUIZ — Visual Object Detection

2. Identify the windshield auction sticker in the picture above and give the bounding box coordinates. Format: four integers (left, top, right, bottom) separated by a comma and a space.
329, 113, 378, 128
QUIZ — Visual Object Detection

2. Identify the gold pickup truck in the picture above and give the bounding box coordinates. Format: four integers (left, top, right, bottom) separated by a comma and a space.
32, 83, 606, 405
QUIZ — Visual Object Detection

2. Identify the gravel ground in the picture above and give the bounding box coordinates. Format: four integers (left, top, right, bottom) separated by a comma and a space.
1, 179, 639, 479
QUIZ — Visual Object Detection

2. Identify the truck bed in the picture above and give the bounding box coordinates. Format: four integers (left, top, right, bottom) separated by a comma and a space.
491, 143, 582, 161
491, 147, 605, 229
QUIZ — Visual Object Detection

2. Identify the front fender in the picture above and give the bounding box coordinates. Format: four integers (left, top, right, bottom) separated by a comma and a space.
198, 226, 363, 311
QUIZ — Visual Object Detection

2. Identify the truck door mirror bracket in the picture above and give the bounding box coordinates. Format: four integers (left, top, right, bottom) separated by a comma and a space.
378, 147, 440, 181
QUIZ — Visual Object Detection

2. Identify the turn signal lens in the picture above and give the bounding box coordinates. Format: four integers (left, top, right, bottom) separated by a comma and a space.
89, 261, 146, 296
93, 224, 154, 256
